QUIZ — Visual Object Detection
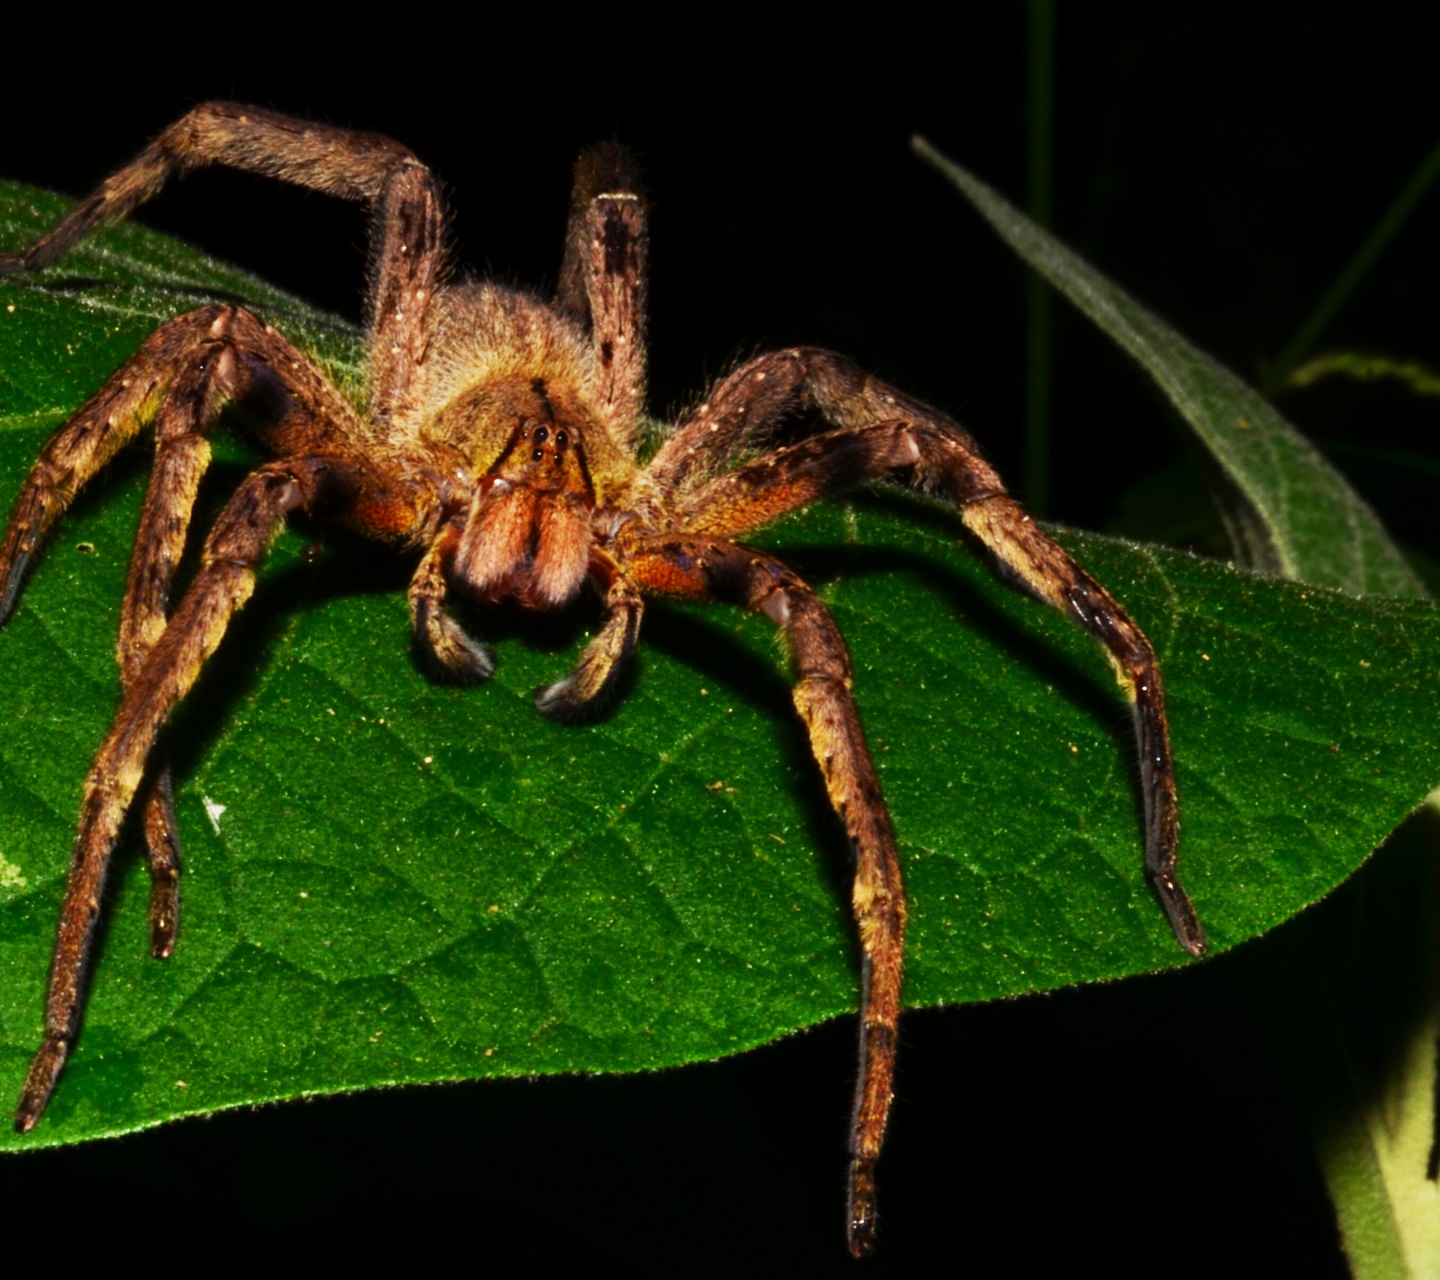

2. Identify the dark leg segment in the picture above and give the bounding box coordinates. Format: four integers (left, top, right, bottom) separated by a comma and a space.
15, 453, 371, 1134
556, 143, 648, 447
963, 495, 1199, 950
118, 354, 221, 958
620, 531, 903, 1257
365, 163, 448, 427
658, 347, 1203, 957
0, 103, 423, 272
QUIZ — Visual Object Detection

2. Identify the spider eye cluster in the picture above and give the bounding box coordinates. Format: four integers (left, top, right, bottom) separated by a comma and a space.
523, 423, 571, 465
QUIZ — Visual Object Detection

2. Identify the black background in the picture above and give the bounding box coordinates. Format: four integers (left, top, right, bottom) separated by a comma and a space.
2, 7, 1437, 1274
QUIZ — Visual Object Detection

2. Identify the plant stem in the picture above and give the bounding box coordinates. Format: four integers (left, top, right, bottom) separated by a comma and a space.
1266, 135, 1440, 396
1025, 0, 1054, 516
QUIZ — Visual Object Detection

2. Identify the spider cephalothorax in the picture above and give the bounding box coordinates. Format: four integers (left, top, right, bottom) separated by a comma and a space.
0, 105, 1203, 1257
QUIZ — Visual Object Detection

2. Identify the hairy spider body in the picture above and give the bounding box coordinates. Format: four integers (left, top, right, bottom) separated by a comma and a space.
0, 106, 1203, 1257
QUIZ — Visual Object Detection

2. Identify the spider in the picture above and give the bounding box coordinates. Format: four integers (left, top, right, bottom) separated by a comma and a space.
0, 105, 1204, 1257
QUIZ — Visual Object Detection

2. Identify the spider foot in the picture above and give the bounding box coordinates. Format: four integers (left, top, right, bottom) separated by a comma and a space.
414, 612, 495, 685
531, 665, 622, 721
14, 1035, 69, 1134
1152, 870, 1206, 956
149, 878, 179, 960
533, 586, 639, 721
532, 635, 634, 722
847, 1159, 879, 1259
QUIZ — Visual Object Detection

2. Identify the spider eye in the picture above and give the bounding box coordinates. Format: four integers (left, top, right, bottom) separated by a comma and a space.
531, 449, 545, 462
555, 430, 568, 448
532, 426, 549, 444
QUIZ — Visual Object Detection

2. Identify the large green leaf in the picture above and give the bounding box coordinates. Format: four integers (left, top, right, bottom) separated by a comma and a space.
2, 180, 1438, 1150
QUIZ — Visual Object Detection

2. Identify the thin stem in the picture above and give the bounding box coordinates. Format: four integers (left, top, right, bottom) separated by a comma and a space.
1025, 0, 1055, 516
1265, 134, 1440, 396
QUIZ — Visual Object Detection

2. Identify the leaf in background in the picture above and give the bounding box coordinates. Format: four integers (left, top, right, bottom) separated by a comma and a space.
3, 181, 1440, 1151
913, 136, 1425, 601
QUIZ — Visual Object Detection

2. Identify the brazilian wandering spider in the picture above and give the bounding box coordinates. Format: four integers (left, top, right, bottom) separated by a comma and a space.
0, 105, 1204, 1256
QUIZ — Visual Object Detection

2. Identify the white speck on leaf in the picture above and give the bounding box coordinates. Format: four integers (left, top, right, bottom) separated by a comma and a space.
202, 795, 227, 834
0, 853, 27, 891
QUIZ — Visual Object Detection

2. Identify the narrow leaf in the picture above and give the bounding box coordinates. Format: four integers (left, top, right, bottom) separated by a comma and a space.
913, 136, 1424, 600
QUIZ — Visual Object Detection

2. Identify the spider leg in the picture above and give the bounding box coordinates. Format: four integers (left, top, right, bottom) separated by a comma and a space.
6, 306, 438, 1132
119, 340, 226, 959
661, 348, 1204, 956
533, 548, 643, 719
617, 532, 902, 1258
0, 305, 380, 961
646, 346, 815, 494
13, 447, 432, 1133
0, 306, 237, 625
556, 143, 648, 448
0, 102, 446, 426
409, 522, 495, 684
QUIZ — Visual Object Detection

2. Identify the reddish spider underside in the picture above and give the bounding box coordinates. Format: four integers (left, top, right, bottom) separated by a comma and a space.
0, 106, 1204, 1257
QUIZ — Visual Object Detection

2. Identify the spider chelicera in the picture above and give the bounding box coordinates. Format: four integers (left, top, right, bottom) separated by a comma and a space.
0, 105, 1204, 1256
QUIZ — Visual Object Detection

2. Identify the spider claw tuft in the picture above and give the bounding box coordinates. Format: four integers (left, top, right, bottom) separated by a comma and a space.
532, 673, 614, 722
414, 622, 495, 686
532, 678, 577, 719
847, 1167, 879, 1259
15, 1036, 70, 1133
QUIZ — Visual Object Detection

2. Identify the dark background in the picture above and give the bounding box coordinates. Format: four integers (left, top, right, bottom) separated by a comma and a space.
2, 7, 1437, 1274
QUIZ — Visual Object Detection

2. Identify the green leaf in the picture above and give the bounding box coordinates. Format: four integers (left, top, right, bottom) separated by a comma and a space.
913, 137, 1425, 601
2, 180, 1439, 1152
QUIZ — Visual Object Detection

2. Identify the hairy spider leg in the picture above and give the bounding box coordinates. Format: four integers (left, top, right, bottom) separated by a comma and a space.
7, 309, 440, 1132
618, 531, 904, 1258
0, 306, 235, 953
557, 141, 648, 451
524, 143, 651, 719
0, 102, 447, 431
661, 347, 1202, 955
117, 319, 234, 957
0, 102, 451, 940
